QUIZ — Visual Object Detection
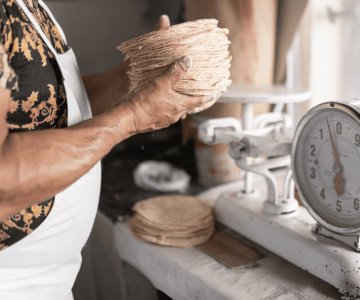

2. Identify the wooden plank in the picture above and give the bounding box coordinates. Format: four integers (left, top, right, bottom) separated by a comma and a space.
197, 229, 263, 269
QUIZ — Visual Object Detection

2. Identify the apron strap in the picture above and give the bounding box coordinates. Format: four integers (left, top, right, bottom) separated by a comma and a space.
15, 0, 90, 123
38, 0, 68, 44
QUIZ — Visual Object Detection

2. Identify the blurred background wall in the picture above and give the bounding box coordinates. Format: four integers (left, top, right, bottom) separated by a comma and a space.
46, 0, 183, 74
46, 0, 360, 105
310, 0, 360, 103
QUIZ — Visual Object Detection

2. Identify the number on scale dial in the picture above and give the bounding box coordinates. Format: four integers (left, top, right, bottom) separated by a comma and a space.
292, 102, 360, 233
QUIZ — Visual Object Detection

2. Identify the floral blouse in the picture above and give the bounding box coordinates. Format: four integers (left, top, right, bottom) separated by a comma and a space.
0, 0, 68, 250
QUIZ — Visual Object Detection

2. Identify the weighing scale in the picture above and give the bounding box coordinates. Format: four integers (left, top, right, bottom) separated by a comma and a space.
198, 85, 360, 299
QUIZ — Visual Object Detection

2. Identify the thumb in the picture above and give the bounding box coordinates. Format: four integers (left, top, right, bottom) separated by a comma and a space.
154, 15, 171, 30
162, 56, 192, 86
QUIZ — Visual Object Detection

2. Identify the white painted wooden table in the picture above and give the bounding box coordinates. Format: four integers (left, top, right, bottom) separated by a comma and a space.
114, 220, 339, 300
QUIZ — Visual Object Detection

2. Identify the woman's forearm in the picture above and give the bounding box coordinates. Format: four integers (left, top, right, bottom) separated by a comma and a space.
0, 102, 135, 220
83, 62, 130, 116
0, 55, 211, 221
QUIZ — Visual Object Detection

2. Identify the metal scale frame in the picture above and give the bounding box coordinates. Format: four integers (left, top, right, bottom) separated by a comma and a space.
197, 85, 360, 299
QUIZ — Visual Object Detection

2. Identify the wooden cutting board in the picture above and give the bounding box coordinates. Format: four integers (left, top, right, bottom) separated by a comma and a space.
197, 229, 264, 269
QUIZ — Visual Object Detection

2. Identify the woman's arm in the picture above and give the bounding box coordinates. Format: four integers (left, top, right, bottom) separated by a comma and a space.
0, 56, 206, 220
0, 87, 134, 220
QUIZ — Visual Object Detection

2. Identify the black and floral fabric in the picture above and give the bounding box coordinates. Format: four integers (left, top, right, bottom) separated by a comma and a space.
0, 0, 68, 250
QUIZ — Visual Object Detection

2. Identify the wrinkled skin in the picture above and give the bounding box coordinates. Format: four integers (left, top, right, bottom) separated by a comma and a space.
0, 15, 219, 220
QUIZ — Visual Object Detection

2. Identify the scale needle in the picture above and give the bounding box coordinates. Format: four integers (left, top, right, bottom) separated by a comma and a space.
326, 117, 345, 196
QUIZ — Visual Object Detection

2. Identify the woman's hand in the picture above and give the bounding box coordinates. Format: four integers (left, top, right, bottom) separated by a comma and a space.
124, 14, 219, 130
123, 56, 216, 134
84, 14, 219, 120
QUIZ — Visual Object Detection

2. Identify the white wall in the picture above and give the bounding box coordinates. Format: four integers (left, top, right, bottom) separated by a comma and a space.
46, 0, 153, 74
310, 0, 360, 103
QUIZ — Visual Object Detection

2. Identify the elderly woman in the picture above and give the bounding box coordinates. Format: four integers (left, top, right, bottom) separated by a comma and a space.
0, 1, 215, 299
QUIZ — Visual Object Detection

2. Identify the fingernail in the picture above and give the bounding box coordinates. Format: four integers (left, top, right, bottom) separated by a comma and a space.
160, 15, 169, 25
179, 56, 192, 71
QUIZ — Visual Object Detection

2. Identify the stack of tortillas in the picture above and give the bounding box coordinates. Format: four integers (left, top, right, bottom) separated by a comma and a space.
117, 19, 231, 96
130, 195, 214, 247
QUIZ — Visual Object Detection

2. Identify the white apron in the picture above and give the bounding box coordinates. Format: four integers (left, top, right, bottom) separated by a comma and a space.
0, 1, 101, 299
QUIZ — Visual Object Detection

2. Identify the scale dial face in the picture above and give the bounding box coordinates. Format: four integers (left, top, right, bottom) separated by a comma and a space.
292, 102, 360, 234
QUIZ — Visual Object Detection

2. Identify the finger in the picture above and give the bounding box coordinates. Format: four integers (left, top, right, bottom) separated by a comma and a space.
154, 15, 171, 30
183, 95, 207, 111
159, 56, 192, 86
187, 95, 218, 114
181, 113, 187, 120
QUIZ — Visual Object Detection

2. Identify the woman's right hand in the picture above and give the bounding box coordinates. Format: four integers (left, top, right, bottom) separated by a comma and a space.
122, 56, 218, 134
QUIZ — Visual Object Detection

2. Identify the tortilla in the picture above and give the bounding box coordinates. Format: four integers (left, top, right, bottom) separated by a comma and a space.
130, 220, 214, 239
129, 194, 215, 247
132, 195, 212, 226
132, 224, 214, 248
131, 213, 213, 231
117, 19, 231, 97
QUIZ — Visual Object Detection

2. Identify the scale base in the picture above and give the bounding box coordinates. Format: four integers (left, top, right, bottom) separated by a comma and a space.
199, 185, 360, 299
314, 224, 360, 252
